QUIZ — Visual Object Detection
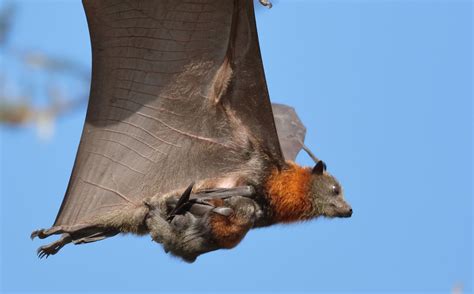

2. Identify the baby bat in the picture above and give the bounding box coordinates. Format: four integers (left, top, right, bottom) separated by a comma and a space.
31, 0, 352, 262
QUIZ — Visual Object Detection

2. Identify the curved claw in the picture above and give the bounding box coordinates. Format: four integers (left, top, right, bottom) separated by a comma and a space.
167, 182, 195, 222
259, 0, 273, 8
30, 230, 41, 240
37, 246, 53, 259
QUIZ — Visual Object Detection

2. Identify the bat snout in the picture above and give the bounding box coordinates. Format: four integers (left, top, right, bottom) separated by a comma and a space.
333, 202, 352, 218
342, 208, 353, 218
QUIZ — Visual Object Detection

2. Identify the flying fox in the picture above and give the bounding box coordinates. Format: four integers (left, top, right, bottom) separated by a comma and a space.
32, 0, 352, 262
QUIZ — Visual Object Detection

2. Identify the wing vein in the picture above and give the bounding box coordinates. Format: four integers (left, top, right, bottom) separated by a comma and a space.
112, 105, 229, 148
114, 97, 185, 117
96, 128, 166, 154
95, 117, 180, 148
79, 178, 136, 205
95, 138, 156, 163
85, 150, 146, 175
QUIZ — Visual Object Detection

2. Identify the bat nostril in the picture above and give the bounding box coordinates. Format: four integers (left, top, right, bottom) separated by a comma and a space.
349, 208, 353, 216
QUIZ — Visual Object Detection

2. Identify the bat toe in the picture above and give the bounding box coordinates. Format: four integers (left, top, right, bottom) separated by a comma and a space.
35, 234, 72, 259
37, 244, 58, 259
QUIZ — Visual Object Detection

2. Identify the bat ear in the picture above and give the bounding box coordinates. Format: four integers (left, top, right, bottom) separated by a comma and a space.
312, 160, 327, 175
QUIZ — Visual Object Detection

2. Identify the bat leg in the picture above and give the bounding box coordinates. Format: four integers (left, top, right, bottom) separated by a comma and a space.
33, 224, 120, 258
37, 233, 72, 259
71, 229, 119, 244
31, 224, 92, 240
259, 0, 273, 8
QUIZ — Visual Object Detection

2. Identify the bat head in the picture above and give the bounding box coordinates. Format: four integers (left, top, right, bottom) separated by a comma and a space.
309, 161, 352, 218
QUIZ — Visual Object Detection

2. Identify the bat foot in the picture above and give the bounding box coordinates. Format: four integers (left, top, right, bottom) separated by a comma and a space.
30, 229, 47, 240
259, 0, 273, 8
36, 234, 72, 259
37, 245, 56, 259
31, 230, 40, 240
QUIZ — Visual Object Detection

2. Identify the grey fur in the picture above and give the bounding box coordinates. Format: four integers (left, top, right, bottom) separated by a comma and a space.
309, 170, 352, 219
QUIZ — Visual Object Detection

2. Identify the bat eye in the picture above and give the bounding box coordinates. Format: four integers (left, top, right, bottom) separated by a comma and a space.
332, 185, 340, 196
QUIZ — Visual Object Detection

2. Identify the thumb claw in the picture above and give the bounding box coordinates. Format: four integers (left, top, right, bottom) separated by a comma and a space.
211, 207, 234, 217
259, 0, 272, 8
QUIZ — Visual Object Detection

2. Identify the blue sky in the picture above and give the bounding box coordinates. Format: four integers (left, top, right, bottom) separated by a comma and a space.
0, 0, 472, 293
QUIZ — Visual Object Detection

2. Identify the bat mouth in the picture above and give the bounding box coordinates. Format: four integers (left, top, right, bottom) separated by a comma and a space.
340, 208, 353, 218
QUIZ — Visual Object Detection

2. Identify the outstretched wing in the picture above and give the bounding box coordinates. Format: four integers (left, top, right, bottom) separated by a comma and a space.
53, 0, 283, 227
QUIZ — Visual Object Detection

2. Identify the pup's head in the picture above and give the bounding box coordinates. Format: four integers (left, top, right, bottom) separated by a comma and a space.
309, 161, 352, 218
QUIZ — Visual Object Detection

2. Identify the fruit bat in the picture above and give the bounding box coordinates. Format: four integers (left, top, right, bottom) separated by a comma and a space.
32, 0, 353, 263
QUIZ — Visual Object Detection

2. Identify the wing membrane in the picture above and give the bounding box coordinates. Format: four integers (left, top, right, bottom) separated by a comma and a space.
54, 0, 283, 227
